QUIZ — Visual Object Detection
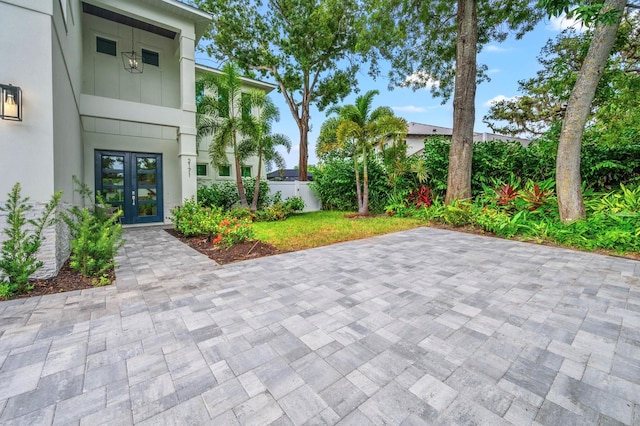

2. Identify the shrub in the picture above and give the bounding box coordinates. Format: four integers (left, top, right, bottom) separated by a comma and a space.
63, 178, 124, 278
170, 198, 224, 239
170, 198, 255, 248
197, 181, 239, 210
213, 217, 256, 248
283, 196, 305, 212
0, 183, 61, 297
311, 157, 391, 213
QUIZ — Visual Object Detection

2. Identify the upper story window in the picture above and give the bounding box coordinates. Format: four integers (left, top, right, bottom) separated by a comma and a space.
96, 37, 116, 56
196, 164, 207, 177
241, 92, 252, 120
142, 49, 159, 67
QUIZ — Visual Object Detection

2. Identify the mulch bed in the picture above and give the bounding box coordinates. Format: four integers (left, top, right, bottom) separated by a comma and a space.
9, 260, 115, 300
165, 229, 280, 264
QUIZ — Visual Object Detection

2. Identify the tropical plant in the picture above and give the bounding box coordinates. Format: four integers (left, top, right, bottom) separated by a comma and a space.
240, 90, 292, 212
63, 177, 124, 279
0, 183, 61, 296
317, 90, 407, 215
197, 63, 255, 208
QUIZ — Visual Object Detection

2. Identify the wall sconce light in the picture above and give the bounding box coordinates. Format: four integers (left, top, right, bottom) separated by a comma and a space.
1, 84, 22, 121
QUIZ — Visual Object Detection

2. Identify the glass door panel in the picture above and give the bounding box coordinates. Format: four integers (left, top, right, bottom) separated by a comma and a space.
95, 151, 163, 224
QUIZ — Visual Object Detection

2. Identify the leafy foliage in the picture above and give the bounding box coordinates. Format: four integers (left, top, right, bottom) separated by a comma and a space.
198, 178, 271, 211
0, 183, 61, 297
170, 198, 255, 247
239, 90, 291, 212
196, 0, 365, 180
495, 183, 519, 207
253, 196, 305, 222
408, 186, 433, 208
63, 177, 124, 279
484, 15, 640, 141
317, 90, 407, 215
420, 136, 640, 195
311, 157, 391, 214
213, 217, 256, 248
197, 63, 256, 208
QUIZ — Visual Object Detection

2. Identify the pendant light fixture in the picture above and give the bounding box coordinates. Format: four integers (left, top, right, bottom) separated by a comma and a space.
122, 26, 143, 74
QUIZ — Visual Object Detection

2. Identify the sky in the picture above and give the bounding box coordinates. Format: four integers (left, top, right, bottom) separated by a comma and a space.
195, 14, 581, 170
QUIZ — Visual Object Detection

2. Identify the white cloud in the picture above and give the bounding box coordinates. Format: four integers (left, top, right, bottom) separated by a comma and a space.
487, 68, 500, 74
391, 105, 428, 113
403, 71, 440, 89
485, 45, 510, 53
547, 14, 586, 32
483, 95, 517, 107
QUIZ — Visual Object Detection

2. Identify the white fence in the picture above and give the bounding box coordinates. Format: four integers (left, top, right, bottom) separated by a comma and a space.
267, 181, 322, 212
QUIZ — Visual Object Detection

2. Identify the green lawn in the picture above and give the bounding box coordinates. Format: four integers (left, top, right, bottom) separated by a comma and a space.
251, 211, 424, 251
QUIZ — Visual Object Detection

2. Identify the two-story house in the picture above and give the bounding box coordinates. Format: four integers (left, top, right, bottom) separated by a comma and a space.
0, 0, 272, 278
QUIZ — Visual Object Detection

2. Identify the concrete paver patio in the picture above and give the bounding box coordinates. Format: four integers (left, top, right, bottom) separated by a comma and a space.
1, 226, 640, 425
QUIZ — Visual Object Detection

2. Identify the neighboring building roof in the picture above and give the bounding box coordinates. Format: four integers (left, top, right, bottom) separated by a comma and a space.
407, 122, 453, 137
195, 64, 277, 93
267, 169, 313, 181
406, 121, 531, 145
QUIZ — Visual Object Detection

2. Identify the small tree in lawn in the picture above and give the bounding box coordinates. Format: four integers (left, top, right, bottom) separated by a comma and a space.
240, 90, 292, 213
317, 90, 407, 215
197, 63, 255, 209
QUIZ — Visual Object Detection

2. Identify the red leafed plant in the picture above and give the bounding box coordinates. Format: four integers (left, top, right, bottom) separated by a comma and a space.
495, 184, 519, 206
521, 183, 553, 211
408, 185, 432, 207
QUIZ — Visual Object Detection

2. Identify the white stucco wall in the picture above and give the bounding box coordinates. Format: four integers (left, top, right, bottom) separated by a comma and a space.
82, 13, 180, 108
82, 118, 181, 222
0, 1, 55, 200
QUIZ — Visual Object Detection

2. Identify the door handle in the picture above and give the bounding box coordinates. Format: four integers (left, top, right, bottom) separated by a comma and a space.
132, 190, 136, 206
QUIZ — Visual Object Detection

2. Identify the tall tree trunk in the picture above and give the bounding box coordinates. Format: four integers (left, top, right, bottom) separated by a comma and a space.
556, 0, 625, 223
298, 109, 310, 181
354, 155, 363, 213
446, 0, 477, 204
234, 138, 248, 208
361, 148, 369, 215
250, 152, 262, 212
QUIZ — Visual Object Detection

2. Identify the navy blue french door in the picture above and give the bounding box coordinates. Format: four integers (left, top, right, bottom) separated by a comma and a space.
95, 150, 163, 224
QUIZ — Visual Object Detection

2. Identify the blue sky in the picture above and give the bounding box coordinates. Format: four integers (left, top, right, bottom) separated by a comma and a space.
196, 15, 579, 169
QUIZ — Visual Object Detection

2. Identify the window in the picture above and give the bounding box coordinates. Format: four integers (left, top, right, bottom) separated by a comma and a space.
241, 92, 252, 120
196, 164, 207, 177
218, 93, 229, 118
218, 165, 231, 177
241, 166, 252, 177
142, 49, 159, 67
96, 37, 116, 56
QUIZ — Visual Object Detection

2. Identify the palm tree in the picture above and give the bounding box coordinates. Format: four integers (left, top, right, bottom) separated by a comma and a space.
239, 90, 292, 212
318, 90, 407, 215
196, 63, 254, 208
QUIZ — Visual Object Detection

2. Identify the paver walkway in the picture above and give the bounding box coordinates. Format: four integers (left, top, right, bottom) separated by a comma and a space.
1, 226, 639, 425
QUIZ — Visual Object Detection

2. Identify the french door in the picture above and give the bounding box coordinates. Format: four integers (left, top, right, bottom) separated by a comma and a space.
95, 150, 163, 224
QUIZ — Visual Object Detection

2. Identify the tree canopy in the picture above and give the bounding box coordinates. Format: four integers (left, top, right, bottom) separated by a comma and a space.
195, 0, 365, 181
484, 13, 640, 142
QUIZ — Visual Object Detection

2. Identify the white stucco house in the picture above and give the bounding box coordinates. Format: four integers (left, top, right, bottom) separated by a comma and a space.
194, 64, 275, 187
0, 0, 273, 278
401, 122, 531, 156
